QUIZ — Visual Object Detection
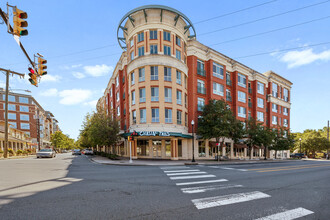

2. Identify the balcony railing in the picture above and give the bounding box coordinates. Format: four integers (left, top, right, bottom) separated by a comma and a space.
226, 95, 232, 102
226, 79, 232, 86
197, 68, 206, 77
197, 86, 206, 94
248, 88, 252, 94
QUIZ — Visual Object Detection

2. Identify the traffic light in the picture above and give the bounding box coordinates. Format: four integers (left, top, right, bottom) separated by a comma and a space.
28, 67, 38, 86
38, 57, 47, 75
13, 7, 28, 36
127, 136, 134, 141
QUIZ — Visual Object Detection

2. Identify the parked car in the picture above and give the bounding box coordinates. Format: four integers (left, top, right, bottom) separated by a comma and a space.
72, 149, 81, 155
37, 148, 56, 158
84, 149, 93, 155
290, 153, 306, 159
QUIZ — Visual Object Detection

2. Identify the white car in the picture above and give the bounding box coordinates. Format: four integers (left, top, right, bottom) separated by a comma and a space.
36, 149, 56, 158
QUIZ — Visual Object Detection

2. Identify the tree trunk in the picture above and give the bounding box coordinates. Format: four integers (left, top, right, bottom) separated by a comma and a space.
275, 150, 277, 159
264, 146, 267, 160
216, 137, 220, 162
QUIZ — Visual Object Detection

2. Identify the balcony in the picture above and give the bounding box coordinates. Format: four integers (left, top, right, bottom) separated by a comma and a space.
248, 88, 252, 94
248, 101, 252, 108
226, 79, 232, 86
226, 95, 232, 102
197, 86, 206, 94
197, 68, 206, 77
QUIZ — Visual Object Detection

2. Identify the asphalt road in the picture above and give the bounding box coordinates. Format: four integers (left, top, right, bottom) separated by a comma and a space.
0, 154, 330, 220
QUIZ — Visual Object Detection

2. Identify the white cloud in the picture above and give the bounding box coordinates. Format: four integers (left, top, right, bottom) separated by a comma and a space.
280, 48, 330, 68
59, 89, 92, 105
71, 64, 82, 68
40, 88, 58, 97
83, 100, 98, 107
83, 64, 113, 77
72, 72, 85, 79
40, 75, 62, 82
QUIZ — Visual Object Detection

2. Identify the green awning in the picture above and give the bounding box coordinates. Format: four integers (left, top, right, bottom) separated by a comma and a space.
121, 132, 193, 139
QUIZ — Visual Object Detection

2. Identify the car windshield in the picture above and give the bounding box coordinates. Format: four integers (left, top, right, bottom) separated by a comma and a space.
74, 149, 80, 152
40, 149, 52, 152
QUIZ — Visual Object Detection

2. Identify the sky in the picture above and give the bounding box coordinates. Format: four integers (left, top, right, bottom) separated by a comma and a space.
0, 0, 330, 140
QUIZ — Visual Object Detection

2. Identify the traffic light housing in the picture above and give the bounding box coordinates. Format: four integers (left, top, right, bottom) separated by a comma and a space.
13, 8, 28, 36
127, 136, 134, 141
28, 67, 38, 86
38, 57, 47, 75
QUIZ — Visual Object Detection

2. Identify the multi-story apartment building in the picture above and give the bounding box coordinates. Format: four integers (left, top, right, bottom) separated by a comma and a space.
0, 89, 60, 150
97, 5, 292, 160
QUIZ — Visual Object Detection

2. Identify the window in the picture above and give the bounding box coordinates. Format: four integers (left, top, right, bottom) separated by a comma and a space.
185, 113, 188, 127
3, 95, 15, 102
140, 109, 146, 123
20, 123, 30, 130
138, 46, 144, 56
3, 104, 16, 111
150, 66, 158, 80
116, 76, 119, 87
272, 83, 278, 97
9, 122, 17, 129
139, 68, 145, 82
177, 110, 182, 125
272, 103, 277, 112
212, 82, 224, 96
213, 62, 224, 79
283, 119, 288, 127
150, 44, 158, 54
176, 90, 182, 105
138, 32, 144, 42
139, 88, 146, 103
272, 116, 278, 125
19, 105, 28, 112
283, 88, 289, 102
19, 97, 29, 104
176, 36, 181, 46
164, 67, 171, 81
197, 79, 206, 94
131, 72, 135, 85
257, 98, 264, 108
130, 38, 134, 47
164, 88, 172, 103
283, 107, 288, 116
20, 114, 29, 121
164, 45, 171, 56
152, 108, 159, 122
176, 50, 181, 60
116, 92, 119, 102
130, 51, 134, 61
132, 110, 136, 124
117, 106, 120, 116
165, 109, 172, 123
257, 82, 264, 95
150, 30, 157, 39
131, 91, 135, 105
185, 94, 187, 108
237, 73, 246, 88
176, 71, 181, 84
238, 91, 246, 103
163, 31, 171, 41
197, 59, 205, 76
151, 87, 159, 101
257, 112, 264, 122
238, 106, 246, 118
198, 97, 205, 111
184, 75, 187, 89
6, 113, 16, 120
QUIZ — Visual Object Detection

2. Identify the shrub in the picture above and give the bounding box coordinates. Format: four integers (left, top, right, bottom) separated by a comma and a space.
26, 149, 32, 154
0, 150, 3, 154
22, 150, 28, 155
8, 148, 14, 155
16, 149, 23, 155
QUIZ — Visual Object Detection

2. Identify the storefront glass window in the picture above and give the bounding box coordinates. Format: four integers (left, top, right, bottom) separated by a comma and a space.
198, 141, 206, 157
165, 140, 171, 157
137, 140, 149, 156
178, 140, 182, 157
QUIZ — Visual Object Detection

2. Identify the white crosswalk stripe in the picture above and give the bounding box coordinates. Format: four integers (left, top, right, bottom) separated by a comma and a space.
208, 166, 247, 171
170, 174, 215, 180
181, 184, 243, 194
176, 179, 228, 186
164, 169, 200, 173
166, 172, 207, 176
192, 191, 271, 209
160, 166, 190, 169
254, 207, 314, 220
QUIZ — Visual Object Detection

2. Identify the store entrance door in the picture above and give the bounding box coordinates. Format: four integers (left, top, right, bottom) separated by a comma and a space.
152, 140, 162, 158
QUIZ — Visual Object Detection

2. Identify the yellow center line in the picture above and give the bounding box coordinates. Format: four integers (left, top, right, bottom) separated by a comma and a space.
247, 163, 330, 171
256, 164, 330, 172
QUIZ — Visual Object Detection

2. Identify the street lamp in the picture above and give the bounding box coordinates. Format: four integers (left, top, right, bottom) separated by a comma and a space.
299, 138, 302, 154
191, 120, 195, 162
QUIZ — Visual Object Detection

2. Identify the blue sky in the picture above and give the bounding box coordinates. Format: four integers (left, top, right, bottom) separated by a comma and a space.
1, 0, 330, 139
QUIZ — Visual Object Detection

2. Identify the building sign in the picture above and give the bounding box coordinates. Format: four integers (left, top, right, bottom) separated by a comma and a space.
139, 131, 170, 137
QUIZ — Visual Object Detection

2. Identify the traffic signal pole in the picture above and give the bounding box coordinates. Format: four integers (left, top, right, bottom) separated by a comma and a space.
129, 140, 133, 163
0, 68, 25, 158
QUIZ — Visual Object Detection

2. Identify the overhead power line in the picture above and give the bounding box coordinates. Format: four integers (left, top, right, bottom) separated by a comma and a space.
234, 41, 330, 59
209, 15, 330, 47
195, 0, 277, 24
199, 0, 330, 36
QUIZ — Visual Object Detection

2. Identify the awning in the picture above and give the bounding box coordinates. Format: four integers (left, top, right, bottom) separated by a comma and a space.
121, 132, 193, 139
234, 144, 248, 149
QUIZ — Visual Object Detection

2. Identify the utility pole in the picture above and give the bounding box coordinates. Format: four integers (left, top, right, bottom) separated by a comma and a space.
0, 68, 25, 158
327, 120, 329, 160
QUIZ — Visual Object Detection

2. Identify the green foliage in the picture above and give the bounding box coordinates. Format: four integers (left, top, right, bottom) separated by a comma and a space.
16, 149, 23, 155
0, 150, 3, 154
293, 129, 328, 157
8, 148, 14, 154
51, 131, 75, 150
245, 118, 265, 158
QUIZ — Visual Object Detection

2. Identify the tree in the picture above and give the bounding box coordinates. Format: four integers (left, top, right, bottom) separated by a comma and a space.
245, 118, 264, 159
198, 99, 244, 160
271, 127, 294, 158
51, 131, 74, 150
259, 127, 276, 160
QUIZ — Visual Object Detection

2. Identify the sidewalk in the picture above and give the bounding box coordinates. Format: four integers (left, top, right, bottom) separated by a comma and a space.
0, 155, 36, 160
90, 155, 291, 166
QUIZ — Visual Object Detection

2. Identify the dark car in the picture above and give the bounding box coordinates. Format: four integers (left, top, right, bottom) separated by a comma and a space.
72, 149, 81, 155
84, 149, 93, 155
290, 153, 306, 159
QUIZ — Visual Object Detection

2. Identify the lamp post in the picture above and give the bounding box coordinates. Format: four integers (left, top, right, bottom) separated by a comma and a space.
299, 138, 302, 154
191, 120, 195, 162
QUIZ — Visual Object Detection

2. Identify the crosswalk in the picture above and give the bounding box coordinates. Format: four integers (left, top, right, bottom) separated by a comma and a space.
160, 166, 314, 219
